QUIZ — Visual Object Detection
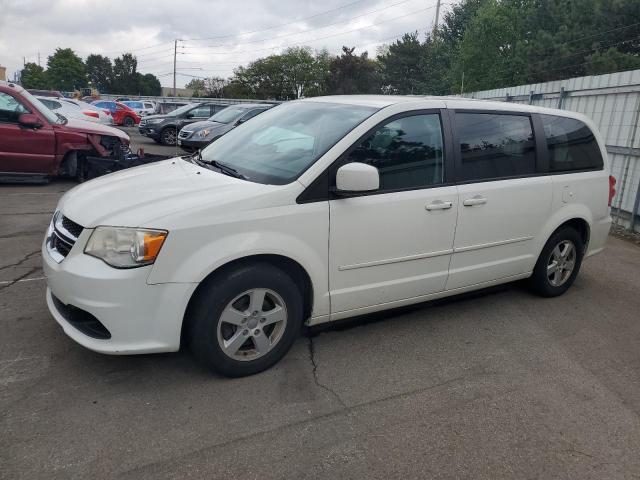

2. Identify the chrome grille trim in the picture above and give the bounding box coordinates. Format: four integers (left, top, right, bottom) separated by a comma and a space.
46, 212, 84, 263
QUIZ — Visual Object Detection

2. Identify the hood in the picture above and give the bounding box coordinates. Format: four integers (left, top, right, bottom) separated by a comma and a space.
55, 117, 129, 142
57, 158, 270, 228
181, 120, 225, 132
142, 114, 172, 122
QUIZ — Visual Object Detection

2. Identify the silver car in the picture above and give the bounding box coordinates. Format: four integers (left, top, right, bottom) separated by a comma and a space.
36, 96, 114, 125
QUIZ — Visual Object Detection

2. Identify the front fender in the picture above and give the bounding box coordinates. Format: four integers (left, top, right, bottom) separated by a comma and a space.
147, 205, 330, 317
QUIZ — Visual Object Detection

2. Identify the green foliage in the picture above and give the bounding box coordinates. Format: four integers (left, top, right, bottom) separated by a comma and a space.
377, 33, 426, 94
46, 48, 86, 91
185, 78, 206, 96
137, 73, 162, 96
20, 63, 48, 89
112, 53, 138, 94
328, 46, 380, 94
85, 54, 113, 92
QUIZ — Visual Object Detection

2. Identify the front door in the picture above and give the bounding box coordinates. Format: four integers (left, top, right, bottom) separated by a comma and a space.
446, 111, 552, 290
329, 112, 458, 315
0, 91, 55, 174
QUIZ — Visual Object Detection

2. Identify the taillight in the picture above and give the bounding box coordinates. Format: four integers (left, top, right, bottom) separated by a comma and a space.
608, 175, 616, 206
83, 111, 99, 118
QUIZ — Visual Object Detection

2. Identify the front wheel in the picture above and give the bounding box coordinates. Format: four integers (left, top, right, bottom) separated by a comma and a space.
529, 226, 584, 297
160, 127, 177, 145
188, 263, 303, 377
122, 116, 135, 127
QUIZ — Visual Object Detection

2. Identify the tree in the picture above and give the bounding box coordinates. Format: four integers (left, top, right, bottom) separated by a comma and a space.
185, 78, 206, 96
46, 48, 86, 91
204, 76, 227, 97
85, 54, 113, 92
137, 73, 162, 96
112, 53, 138, 94
327, 47, 380, 94
377, 33, 427, 94
20, 63, 48, 89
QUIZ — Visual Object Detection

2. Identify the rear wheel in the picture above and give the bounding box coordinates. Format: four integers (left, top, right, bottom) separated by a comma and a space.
122, 116, 135, 127
161, 127, 177, 145
529, 226, 584, 297
188, 263, 303, 377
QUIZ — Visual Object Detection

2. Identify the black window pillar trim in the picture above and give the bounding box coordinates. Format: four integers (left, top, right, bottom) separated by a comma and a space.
531, 113, 550, 174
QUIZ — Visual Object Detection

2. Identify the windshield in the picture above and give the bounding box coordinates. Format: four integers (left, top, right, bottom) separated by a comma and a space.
20, 88, 60, 124
208, 106, 250, 124
167, 103, 196, 116
200, 101, 377, 185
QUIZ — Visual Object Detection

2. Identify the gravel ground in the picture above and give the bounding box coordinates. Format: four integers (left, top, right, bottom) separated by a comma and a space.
1, 181, 640, 480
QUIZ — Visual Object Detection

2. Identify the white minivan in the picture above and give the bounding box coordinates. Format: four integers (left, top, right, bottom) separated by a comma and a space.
43, 96, 615, 376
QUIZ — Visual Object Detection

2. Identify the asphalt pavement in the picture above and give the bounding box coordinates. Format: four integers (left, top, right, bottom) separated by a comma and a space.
1, 179, 640, 479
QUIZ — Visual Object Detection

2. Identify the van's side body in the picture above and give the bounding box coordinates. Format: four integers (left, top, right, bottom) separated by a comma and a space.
42, 96, 612, 375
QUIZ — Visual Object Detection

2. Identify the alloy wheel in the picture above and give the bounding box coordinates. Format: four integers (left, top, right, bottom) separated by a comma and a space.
216, 288, 288, 361
547, 240, 577, 287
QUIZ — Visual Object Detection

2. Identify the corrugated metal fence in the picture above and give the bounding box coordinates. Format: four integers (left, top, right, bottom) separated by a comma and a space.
466, 69, 640, 232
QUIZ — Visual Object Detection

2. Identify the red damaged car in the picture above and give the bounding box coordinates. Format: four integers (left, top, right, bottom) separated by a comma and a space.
0, 81, 130, 182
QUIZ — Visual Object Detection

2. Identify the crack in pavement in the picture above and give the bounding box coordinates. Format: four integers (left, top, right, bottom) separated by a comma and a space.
307, 334, 348, 408
0, 211, 54, 216
0, 267, 41, 293
0, 250, 41, 272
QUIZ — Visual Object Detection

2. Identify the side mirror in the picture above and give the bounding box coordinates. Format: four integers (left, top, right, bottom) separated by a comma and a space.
335, 162, 379, 194
18, 113, 43, 129
185, 112, 194, 119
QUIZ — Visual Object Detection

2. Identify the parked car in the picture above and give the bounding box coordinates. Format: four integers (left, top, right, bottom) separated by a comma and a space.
42, 96, 614, 377
0, 81, 129, 182
92, 100, 140, 127
121, 100, 156, 117
139, 102, 228, 145
36, 96, 114, 125
157, 102, 188, 114
27, 89, 64, 98
178, 103, 273, 151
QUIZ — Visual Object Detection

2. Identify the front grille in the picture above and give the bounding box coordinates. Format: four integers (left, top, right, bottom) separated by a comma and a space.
178, 130, 191, 139
61, 216, 83, 238
52, 234, 72, 257
47, 213, 84, 263
51, 293, 111, 339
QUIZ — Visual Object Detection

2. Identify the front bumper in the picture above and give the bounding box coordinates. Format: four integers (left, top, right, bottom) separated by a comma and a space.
138, 125, 160, 139
42, 230, 196, 354
177, 137, 209, 150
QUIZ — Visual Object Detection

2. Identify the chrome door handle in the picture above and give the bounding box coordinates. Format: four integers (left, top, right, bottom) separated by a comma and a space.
463, 196, 487, 206
425, 200, 453, 211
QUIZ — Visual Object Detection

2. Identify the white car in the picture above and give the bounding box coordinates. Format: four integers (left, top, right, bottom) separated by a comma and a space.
121, 100, 156, 116
42, 96, 614, 377
36, 96, 114, 125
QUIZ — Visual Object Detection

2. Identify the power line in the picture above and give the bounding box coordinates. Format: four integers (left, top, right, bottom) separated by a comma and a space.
181, 0, 419, 49
180, 5, 440, 56
183, 0, 370, 41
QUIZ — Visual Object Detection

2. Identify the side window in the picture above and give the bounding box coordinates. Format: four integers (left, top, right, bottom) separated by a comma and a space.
240, 109, 264, 122
456, 113, 536, 182
0, 92, 29, 123
540, 114, 603, 172
190, 106, 211, 118
346, 114, 445, 191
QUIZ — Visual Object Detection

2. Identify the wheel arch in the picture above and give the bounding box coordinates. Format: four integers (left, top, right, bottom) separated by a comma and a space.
536, 207, 593, 261
180, 254, 314, 347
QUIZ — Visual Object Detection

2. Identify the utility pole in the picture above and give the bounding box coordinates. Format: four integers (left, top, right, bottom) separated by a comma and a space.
37, 52, 41, 67
173, 39, 178, 97
432, 0, 442, 39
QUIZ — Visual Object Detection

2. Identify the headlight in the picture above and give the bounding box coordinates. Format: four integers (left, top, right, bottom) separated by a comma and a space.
195, 128, 212, 138
146, 118, 162, 124
84, 227, 168, 268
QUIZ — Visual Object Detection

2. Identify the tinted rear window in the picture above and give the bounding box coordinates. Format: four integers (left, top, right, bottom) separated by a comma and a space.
456, 113, 536, 182
540, 115, 603, 172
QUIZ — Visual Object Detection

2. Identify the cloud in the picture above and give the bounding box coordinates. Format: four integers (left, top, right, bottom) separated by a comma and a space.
1, 0, 448, 88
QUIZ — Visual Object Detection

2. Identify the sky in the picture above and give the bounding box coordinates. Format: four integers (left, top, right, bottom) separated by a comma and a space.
0, 0, 452, 88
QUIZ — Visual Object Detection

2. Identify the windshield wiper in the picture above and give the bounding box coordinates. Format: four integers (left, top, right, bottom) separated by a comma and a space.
207, 159, 247, 180
181, 149, 207, 167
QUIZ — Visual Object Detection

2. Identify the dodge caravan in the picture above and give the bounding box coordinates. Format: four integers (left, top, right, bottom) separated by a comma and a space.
43, 96, 614, 377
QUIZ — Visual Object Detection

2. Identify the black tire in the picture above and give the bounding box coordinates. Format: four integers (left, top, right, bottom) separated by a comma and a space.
160, 127, 177, 146
529, 226, 584, 297
188, 263, 304, 377
122, 116, 135, 127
